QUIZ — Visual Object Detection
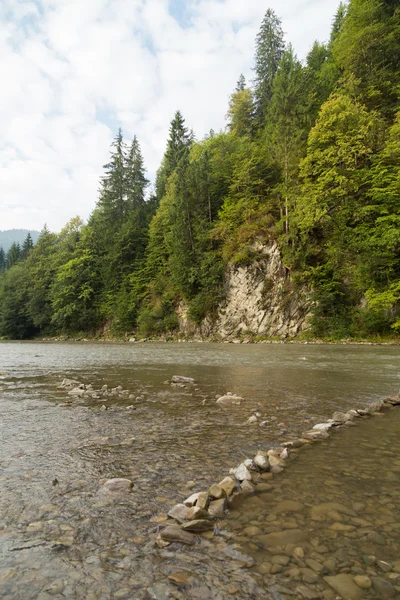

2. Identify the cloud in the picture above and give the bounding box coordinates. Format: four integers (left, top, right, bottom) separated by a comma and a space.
0, 0, 338, 231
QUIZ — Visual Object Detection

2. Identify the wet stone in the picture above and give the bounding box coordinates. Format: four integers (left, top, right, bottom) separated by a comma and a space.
160, 526, 196, 545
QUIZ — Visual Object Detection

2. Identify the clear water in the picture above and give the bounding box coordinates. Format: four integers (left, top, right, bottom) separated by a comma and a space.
0, 341, 399, 599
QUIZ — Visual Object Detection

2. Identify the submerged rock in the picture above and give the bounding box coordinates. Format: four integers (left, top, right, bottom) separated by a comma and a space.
258, 529, 307, 548
182, 519, 214, 532
160, 526, 196, 545
171, 375, 195, 384
216, 394, 243, 405
97, 478, 133, 499
324, 574, 362, 600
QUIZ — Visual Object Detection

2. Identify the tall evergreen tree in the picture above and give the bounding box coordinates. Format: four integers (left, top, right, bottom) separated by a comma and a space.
155, 111, 192, 201
236, 74, 246, 92
253, 9, 285, 124
266, 46, 308, 239
7, 242, 21, 269
125, 136, 149, 212
21, 232, 34, 259
97, 128, 127, 226
0, 248, 6, 271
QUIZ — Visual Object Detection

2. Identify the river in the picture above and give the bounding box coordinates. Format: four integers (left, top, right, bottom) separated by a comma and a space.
0, 341, 399, 599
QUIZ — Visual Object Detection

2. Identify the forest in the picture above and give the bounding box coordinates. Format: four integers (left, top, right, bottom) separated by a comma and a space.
0, 0, 399, 340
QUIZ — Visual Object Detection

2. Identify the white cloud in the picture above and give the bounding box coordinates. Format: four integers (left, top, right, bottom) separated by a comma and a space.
0, 0, 339, 231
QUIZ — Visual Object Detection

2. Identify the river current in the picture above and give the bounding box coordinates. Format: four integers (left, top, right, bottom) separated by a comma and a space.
0, 341, 399, 599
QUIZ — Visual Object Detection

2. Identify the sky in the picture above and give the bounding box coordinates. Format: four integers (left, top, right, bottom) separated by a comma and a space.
0, 0, 340, 232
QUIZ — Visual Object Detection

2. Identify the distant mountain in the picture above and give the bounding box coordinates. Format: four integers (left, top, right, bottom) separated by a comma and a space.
0, 229, 40, 254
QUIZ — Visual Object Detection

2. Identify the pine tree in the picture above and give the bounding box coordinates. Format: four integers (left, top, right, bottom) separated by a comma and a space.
21, 233, 34, 259
97, 128, 127, 226
0, 248, 6, 271
235, 74, 246, 92
155, 111, 192, 200
7, 242, 21, 268
267, 46, 308, 239
125, 136, 149, 213
253, 9, 285, 124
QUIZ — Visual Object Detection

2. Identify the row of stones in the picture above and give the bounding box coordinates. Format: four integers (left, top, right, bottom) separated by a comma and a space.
159, 391, 400, 546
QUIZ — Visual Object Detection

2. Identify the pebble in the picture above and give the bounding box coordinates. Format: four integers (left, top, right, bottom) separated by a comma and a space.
353, 575, 372, 589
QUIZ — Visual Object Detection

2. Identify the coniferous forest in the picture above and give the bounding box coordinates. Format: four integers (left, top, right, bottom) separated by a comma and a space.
1, 0, 399, 340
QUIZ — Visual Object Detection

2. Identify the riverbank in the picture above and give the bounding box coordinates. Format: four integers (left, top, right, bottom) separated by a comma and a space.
3, 332, 399, 346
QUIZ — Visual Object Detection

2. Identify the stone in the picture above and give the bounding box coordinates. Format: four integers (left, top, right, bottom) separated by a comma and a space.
183, 492, 201, 507
240, 480, 256, 493
353, 575, 372, 589
312, 422, 334, 431
258, 529, 307, 549
196, 492, 209, 509
324, 574, 362, 600
275, 500, 304, 513
272, 555, 291, 566
302, 430, 330, 440
208, 499, 226, 519
371, 578, 396, 598
168, 572, 191, 587
58, 378, 81, 389
160, 526, 196, 545
218, 476, 236, 496
234, 463, 252, 481
268, 455, 285, 468
171, 376, 195, 384
377, 560, 392, 572
247, 415, 258, 424
305, 558, 324, 573
186, 506, 209, 520
296, 584, 321, 599
97, 478, 133, 498
216, 394, 243, 405
208, 484, 226, 499
254, 452, 270, 471
293, 547, 305, 558
332, 412, 352, 424
181, 519, 214, 532
367, 531, 386, 545
68, 386, 85, 397
167, 504, 190, 524
310, 503, 355, 520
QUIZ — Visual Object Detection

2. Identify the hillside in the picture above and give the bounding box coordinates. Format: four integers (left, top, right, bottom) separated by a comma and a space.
0, 0, 399, 341
0, 230, 40, 254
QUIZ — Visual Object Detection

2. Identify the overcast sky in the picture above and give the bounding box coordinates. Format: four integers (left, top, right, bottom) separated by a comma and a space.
1, 0, 340, 232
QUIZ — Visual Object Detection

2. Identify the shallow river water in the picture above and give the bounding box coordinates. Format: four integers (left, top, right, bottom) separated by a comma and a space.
0, 341, 399, 599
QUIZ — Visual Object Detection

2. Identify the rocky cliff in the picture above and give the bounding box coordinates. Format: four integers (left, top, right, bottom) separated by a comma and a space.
178, 242, 311, 340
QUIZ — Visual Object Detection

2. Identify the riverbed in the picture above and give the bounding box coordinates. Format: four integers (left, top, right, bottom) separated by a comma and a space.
0, 341, 399, 599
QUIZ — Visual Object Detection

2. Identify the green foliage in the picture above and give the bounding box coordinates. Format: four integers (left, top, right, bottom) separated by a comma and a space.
254, 8, 285, 123
1, 1, 399, 340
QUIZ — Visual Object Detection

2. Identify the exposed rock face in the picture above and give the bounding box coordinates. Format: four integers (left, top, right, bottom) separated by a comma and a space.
179, 242, 310, 339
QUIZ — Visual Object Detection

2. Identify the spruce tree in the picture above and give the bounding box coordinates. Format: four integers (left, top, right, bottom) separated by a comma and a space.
7, 242, 21, 268
267, 46, 308, 238
0, 248, 6, 271
21, 232, 34, 259
235, 74, 246, 92
125, 136, 149, 212
97, 128, 127, 225
253, 9, 285, 124
155, 111, 192, 200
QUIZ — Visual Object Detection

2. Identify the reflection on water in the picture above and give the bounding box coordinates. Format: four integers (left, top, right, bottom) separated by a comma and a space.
0, 341, 399, 599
